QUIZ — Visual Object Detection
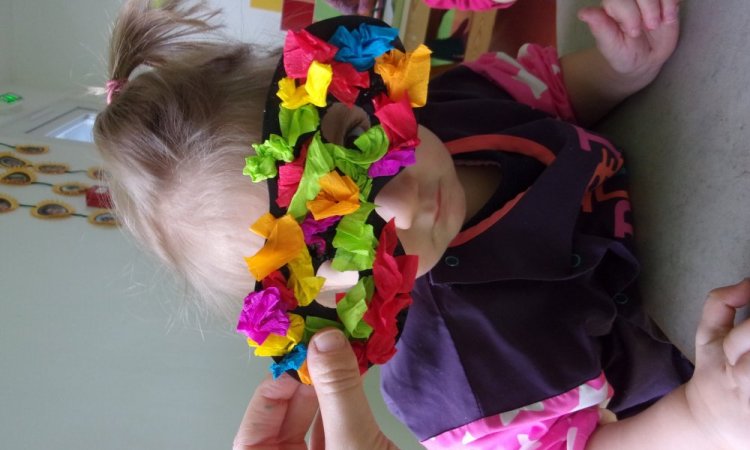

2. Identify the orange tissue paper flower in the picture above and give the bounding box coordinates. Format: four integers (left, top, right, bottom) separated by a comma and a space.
246, 213, 306, 281
374, 44, 431, 107
306, 171, 360, 220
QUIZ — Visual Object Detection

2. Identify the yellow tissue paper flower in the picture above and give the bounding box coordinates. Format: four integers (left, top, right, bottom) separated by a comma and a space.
247, 313, 304, 357
277, 77, 310, 109
305, 61, 332, 107
306, 171, 361, 220
374, 44, 432, 107
287, 245, 325, 307
276, 61, 332, 109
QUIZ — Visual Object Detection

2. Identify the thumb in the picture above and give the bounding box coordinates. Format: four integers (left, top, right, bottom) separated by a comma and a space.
307, 329, 398, 450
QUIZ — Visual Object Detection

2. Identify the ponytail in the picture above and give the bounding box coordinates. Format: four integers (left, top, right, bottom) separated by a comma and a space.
107, 0, 222, 90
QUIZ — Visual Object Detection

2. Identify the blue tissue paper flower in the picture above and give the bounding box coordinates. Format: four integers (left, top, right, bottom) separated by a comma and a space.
330, 24, 399, 71
270, 343, 308, 379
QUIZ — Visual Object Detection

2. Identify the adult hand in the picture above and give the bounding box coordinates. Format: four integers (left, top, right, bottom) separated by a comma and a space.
578, 0, 680, 89
685, 279, 750, 449
233, 329, 399, 450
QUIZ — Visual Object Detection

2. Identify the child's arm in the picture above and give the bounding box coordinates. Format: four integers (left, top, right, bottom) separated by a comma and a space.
586, 279, 750, 450
561, 0, 680, 125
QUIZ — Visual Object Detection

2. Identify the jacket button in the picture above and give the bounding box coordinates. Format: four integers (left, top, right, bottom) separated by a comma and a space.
571, 253, 582, 268
444, 255, 460, 267
614, 293, 629, 305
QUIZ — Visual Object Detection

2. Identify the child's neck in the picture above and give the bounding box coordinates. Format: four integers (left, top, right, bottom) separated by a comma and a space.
455, 162, 502, 225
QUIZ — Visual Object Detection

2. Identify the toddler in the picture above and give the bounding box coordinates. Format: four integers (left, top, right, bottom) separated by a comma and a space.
95, 1, 750, 449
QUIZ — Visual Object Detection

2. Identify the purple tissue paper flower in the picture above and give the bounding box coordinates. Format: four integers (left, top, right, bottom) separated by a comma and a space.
301, 214, 341, 255
236, 287, 290, 344
368, 148, 416, 177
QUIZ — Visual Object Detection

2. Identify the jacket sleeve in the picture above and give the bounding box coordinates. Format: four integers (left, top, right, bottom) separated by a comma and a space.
464, 44, 578, 123
421, 374, 613, 450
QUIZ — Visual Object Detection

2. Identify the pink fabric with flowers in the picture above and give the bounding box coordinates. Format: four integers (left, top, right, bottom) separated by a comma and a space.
465, 44, 577, 123
423, 0, 516, 12
422, 373, 613, 450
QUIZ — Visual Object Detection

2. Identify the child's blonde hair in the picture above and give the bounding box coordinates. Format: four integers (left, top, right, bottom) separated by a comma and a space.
94, 0, 275, 318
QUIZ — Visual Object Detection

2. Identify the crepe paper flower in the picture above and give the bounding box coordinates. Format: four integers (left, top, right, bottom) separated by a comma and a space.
372, 93, 420, 150
297, 359, 312, 385
279, 105, 320, 147
270, 343, 308, 379
277, 162, 305, 208
287, 245, 325, 307
331, 202, 377, 272
236, 287, 290, 344
277, 62, 333, 109
277, 144, 309, 209
331, 126, 389, 197
245, 213, 306, 281
305, 61, 333, 106
330, 23, 400, 71
350, 341, 370, 375
244, 135, 295, 182
363, 220, 418, 364
261, 271, 298, 310
374, 44, 432, 107
368, 148, 416, 177
277, 77, 310, 109
336, 276, 375, 339
371, 219, 419, 300
247, 313, 305, 357
287, 133, 335, 220
362, 288, 413, 364
283, 29, 338, 79
306, 171, 361, 220
304, 315, 346, 343
329, 61, 370, 106
301, 214, 341, 256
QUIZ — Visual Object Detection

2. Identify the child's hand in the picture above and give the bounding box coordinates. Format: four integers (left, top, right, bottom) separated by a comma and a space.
577, 0, 680, 90
686, 279, 750, 449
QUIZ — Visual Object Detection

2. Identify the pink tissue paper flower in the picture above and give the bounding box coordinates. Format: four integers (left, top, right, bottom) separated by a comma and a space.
236, 287, 291, 344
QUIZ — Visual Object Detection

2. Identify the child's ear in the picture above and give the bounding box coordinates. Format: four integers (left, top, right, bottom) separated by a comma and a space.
315, 261, 359, 308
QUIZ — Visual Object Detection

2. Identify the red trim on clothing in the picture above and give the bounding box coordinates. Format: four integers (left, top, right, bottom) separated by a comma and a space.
446, 134, 555, 247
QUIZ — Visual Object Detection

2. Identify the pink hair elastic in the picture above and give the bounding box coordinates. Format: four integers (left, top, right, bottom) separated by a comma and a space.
106, 79, 128, 105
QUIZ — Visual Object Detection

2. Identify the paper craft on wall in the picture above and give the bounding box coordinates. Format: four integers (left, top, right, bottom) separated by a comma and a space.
251, 0, 283, 12
0, 193, 119, 227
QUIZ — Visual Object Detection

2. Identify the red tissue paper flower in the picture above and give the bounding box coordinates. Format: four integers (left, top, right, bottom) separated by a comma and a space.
283, 29, 338, 79
236, 287, 291, 345
261, 271, 298, 310
350, 341, 370, 375
329, 61, 370, 106
276, 143, 308, 208
363, 219, 418, 364
373, 93, 420, 150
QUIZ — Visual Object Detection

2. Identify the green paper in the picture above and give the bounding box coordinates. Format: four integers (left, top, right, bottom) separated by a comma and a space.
331, 126, 388, 199
287, 133, 334, 219
244, 134, 295, 182
336, 276, 374, 339
279, 105, 320, 147
304, 316, 345, 343
331, 202, 377, 271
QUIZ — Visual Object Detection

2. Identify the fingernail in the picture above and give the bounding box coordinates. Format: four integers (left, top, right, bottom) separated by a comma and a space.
314, 329, 345, 353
